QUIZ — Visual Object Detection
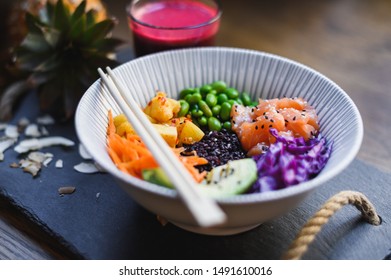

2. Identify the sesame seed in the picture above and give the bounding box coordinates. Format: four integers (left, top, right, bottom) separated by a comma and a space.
261, 124, 265, 129
255, 125, 258, 130
270, 119, 274, 123
265, 115, 269, 120
269, 124, 273, 128
293, 116, 296, 121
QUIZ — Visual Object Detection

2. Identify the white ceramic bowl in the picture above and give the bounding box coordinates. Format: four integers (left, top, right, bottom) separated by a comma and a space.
75, 47, 363, 235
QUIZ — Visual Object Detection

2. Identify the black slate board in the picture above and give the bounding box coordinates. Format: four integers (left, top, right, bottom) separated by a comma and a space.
1, 73, 391, 261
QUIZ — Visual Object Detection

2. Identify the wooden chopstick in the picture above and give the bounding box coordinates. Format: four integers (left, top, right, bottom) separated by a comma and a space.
98, 67, 227, 227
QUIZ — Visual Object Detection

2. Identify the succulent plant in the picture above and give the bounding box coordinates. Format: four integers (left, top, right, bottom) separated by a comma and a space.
0, 0, 123, 121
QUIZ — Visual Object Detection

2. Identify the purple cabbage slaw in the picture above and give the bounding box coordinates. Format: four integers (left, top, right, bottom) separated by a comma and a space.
250, 129, 333, 193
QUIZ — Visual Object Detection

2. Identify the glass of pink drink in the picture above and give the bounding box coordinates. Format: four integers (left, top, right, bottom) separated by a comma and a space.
127, 0, 222, 57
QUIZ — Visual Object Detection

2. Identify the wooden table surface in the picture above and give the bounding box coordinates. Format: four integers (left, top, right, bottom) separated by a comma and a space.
1, 0, 390, 259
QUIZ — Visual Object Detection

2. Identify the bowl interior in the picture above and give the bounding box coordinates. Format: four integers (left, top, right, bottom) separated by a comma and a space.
75, 47, 363, 204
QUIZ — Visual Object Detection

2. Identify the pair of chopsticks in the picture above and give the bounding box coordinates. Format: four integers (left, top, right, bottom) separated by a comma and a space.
98, 67, 227, 228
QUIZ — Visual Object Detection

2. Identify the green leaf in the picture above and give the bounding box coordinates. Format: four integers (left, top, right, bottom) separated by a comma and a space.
20, 33, 51, 53
25, 13, 44, 35
41, 27, 62, 48
42, 1, 55, 25
17, 52, 50, 71
92, 38, 124, 52
70, 15, 87, 41
82, 19, 115, 45
86, 10, 98, 28
54, 0, 71, 30
71, 0, 87, 23
34, 54, 61, 73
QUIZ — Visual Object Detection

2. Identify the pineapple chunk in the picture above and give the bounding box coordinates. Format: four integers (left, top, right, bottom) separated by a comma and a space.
178, 120, 205, 145
116, 121, 135, 137
152, 124, 177, 147
143, 92, 180, 123
113, 114, 128, 128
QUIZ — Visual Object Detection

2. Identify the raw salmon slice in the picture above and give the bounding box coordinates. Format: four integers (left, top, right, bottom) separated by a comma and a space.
231, 97, 319, 155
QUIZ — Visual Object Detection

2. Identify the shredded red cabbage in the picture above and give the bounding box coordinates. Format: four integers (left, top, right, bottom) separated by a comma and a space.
249, 129, 333, 193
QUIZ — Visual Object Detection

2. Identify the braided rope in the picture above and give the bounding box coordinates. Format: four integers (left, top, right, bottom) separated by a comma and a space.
282, 191, 381, 260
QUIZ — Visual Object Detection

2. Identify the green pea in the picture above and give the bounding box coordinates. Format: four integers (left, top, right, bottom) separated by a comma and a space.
180, 88, 196, 99
211, 81, 227, 93
205, 93, 217, 107
198, 116, 208, 127
188, 93, 202, 105
251, 101, 259, 107
241, 92, 252, 106
212, 105, 221, 116
208, 89, 217, 95
208, 117, 222, 131
223, 121, 232, 130
191, 108, 203, 118
220, 102, 232, 121
225, 87, 239, 99
178, 100, 190, 117
217, 93, 229, 104
200, 85, 212, 94
198, 100, 213, 118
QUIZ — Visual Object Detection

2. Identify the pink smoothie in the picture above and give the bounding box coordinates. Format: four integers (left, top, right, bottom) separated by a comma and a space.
129, 0, 221, 56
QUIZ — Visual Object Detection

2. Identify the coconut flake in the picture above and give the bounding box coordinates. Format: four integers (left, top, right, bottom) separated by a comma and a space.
78, 143, 92, 160
14, 136, 75, 153
0, 138, 16, 161
19, 159, 41, 177
36, 115, 55, 125
28, 151, 47, 163
5, 125, 19, 139
55, 159, 63, 168
25, 124, 41, 138
18, 117, 30, 128
41, 126, 49, 136
74, 162, 100, 174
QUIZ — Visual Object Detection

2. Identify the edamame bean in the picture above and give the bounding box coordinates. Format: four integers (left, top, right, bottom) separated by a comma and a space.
211, 81, 227, 93
191, 108, 203, 118
225, 87, 239, 99
200, 85, 212, 94
241, 92, 252, 106
228, 99, 239, 106
212, 105, 221, 116
220, 102, 232, 121
217, 93, 228, 104
188, 93, 202, 105
178, 100, 189, 117
205, 93, 217, 107
223, 121, 232, 130
208, 117, 222, 131
198, 100, 213, 117
198, 116, 208, 126
179, 88, 195, 99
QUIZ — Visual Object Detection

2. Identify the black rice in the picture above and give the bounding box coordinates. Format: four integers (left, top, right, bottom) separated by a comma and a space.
182, 129, 247, 172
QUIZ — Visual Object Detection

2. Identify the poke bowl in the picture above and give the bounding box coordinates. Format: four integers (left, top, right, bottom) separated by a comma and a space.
75, 47, 363, 235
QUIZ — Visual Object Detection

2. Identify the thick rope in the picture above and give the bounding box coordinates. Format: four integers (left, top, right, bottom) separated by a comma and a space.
282, 190, 381, 260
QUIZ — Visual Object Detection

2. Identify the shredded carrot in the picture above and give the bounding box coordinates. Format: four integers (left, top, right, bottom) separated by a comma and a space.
106, 110, 207, 182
